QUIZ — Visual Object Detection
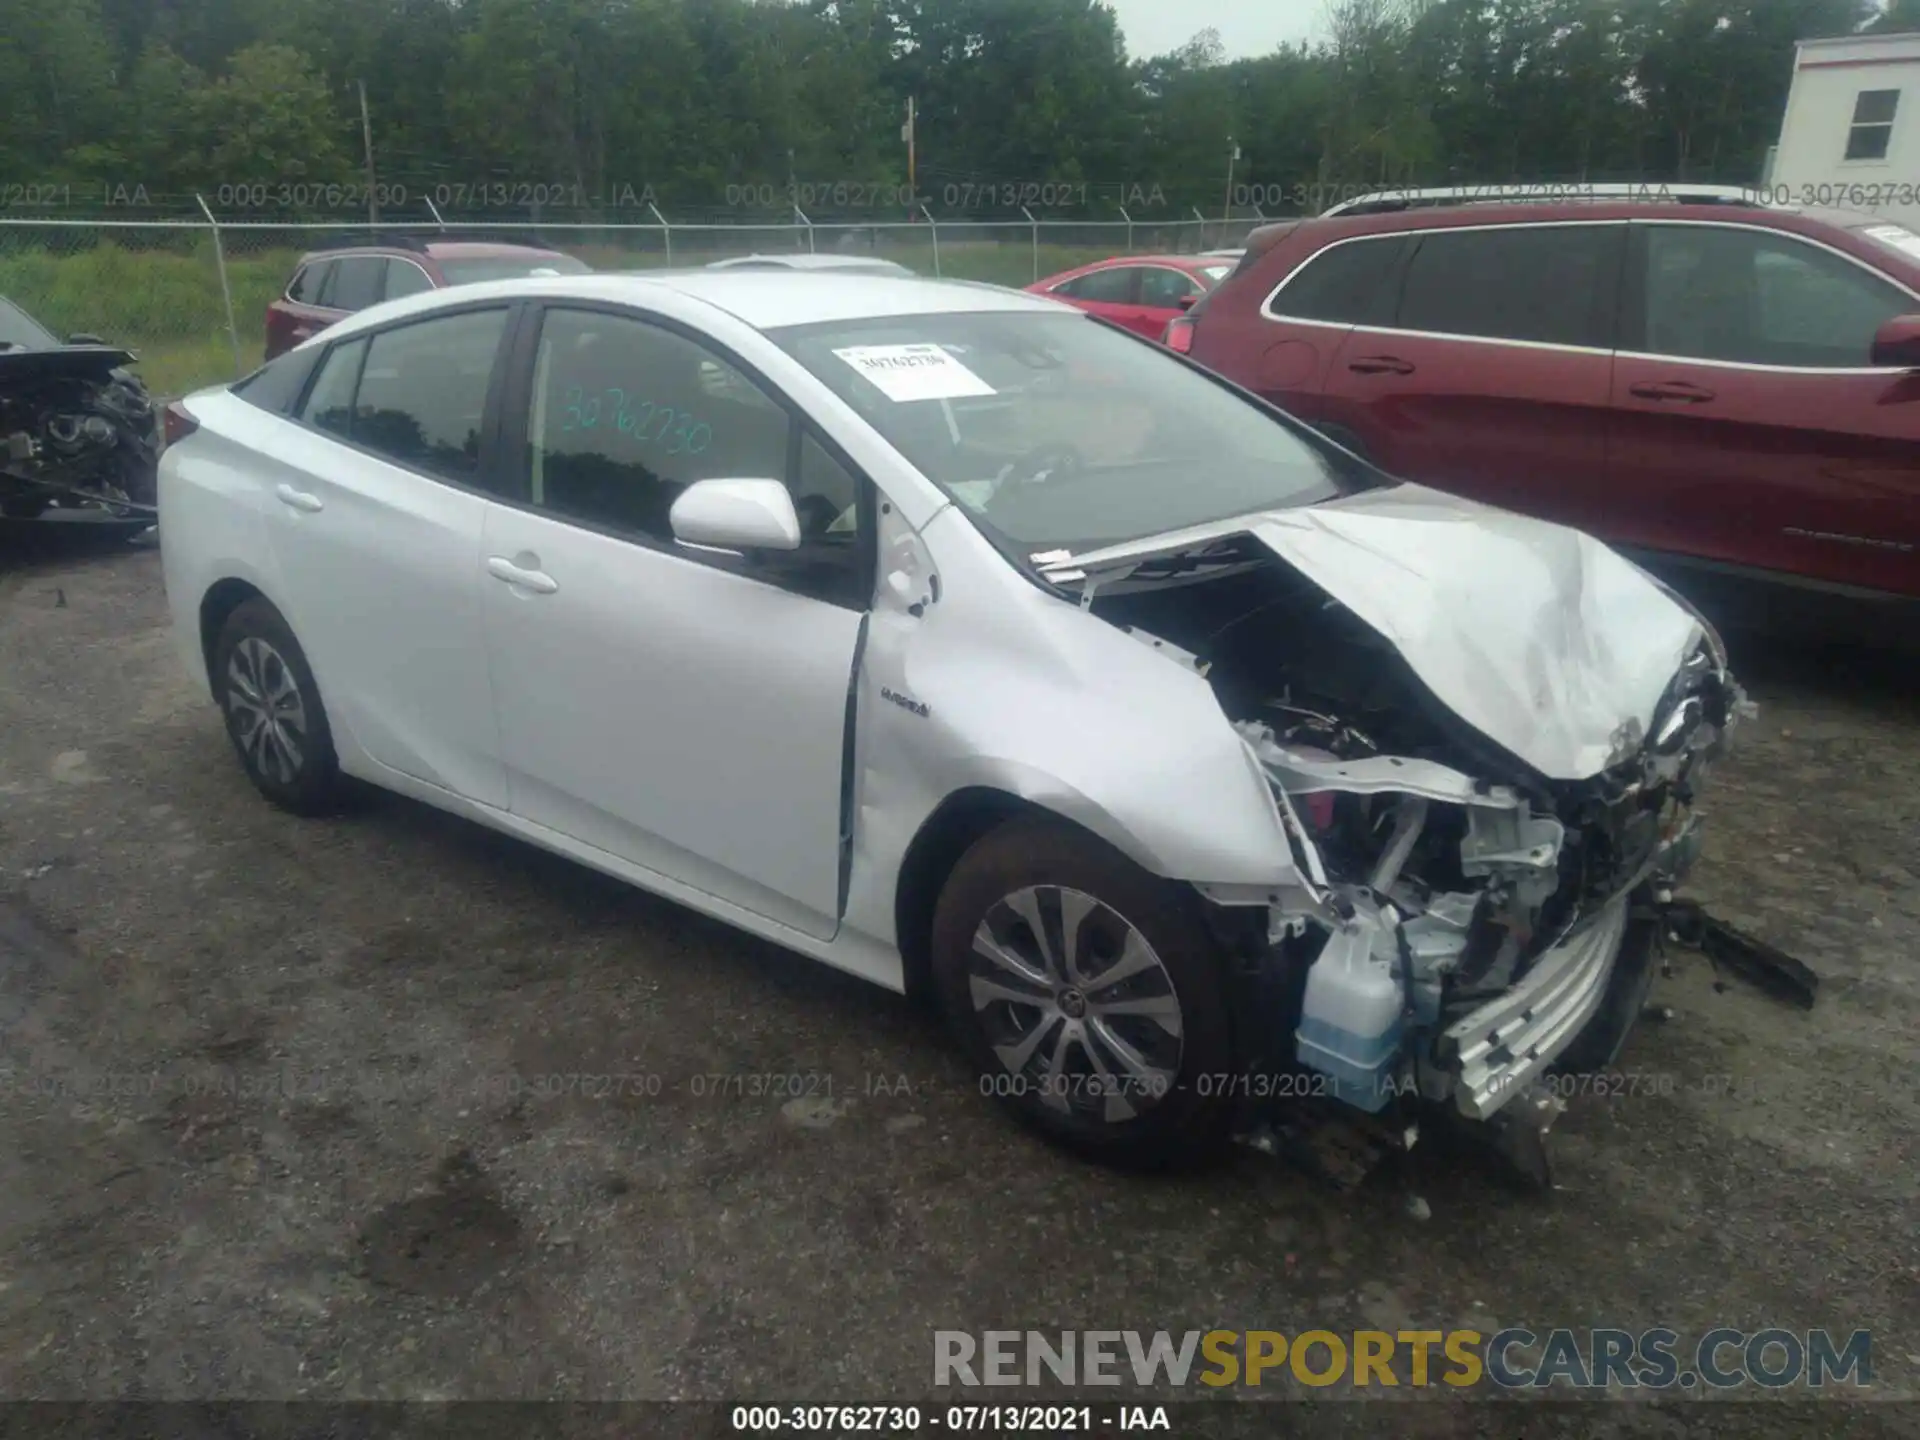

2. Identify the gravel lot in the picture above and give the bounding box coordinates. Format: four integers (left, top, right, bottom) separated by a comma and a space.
0, 524, 1915, 1435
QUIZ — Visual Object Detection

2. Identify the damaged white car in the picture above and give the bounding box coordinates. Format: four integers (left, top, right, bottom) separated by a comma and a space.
158, 271, 1748, 1175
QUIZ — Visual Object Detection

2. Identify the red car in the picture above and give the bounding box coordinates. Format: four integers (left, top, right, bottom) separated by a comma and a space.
1181, 186, 1920, 614
264, 236, 591, 359
1026, 254, 1237, 340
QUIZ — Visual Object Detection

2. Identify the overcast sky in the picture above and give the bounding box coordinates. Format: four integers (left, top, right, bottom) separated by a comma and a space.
1105, 0, 1327, 62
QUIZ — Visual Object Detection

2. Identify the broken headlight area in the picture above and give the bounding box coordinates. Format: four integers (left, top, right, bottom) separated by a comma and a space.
1240, 649, 1742, 1127
0, 346, 159, 519
1092, 551, 1750, 1149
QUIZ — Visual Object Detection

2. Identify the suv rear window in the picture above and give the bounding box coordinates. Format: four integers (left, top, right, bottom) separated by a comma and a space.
1395, 224, 1619, 347
1266, 236, 1407, 324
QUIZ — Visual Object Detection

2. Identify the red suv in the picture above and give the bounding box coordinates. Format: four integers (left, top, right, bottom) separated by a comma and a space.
1182, 186, 1920, 612
264, 236, 591, 359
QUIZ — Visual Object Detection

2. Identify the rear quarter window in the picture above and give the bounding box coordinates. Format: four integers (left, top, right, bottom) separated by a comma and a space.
289, 261, 331, 304
232, 347, 323, 414
1264, 236, 1409, 325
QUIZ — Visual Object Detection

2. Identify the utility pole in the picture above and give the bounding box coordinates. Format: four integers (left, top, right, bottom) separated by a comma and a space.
902, 97, 916, 212
357, 80, 380, 226
1223, 136, 1239, 240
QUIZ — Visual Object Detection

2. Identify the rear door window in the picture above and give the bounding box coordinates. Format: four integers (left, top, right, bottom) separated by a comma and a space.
301, 338, 366, 440
233, 346, 323, 415
351, 308, 511, 483
1264, 236, 1408, 324
383, 259, 434, 301
1394, 225, 1620, 347
1138, 268, 1201, 307
1056, 267, 1139, 304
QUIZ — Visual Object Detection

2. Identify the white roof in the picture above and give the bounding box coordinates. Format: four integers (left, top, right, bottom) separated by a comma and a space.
603, 272, 1064, 328
706, 253, 913, 273
310, 271, 1070, 342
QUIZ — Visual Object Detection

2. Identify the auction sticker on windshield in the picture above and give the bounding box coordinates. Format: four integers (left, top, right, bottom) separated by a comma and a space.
834, 344, 996, 402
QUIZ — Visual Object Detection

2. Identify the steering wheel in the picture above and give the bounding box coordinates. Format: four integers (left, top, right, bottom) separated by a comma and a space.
993, 443, 1085, 497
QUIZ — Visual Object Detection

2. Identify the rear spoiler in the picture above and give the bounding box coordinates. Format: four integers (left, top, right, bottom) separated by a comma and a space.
1229, 222, 1299, 279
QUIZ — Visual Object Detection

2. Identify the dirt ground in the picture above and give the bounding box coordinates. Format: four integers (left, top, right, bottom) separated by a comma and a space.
0, 523, 1915, 1435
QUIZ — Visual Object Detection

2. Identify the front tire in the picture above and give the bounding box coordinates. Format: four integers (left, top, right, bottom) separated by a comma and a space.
930, 817, 1239, 1171
211, 598, 343, 816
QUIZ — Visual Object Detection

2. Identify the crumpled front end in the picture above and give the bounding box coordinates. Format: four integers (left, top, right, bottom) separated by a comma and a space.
0, 346, 159, 519
1053, 484, 1755, 1159
1234, 628, 1747, 1125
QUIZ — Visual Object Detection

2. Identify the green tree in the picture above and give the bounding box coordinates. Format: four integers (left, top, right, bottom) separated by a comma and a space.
0, 0, 119, 180
193, 44, 352, 183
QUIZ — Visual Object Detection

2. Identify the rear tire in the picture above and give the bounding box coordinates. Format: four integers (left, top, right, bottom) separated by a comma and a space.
210, 598, 343, 816
930, 816, 1239, 1172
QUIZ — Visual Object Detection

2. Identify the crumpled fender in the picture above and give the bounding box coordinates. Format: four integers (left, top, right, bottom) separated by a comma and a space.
840, 504, 1301, 955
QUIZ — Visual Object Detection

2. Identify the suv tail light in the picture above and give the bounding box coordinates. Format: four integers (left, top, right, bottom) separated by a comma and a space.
1164, 315, 1196, 354
162, 401, 199, 447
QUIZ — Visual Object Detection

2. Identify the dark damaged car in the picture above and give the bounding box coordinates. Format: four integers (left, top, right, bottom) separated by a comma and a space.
0, 295, 159, 520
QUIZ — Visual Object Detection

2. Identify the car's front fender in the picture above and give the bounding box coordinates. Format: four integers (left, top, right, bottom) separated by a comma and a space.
839, 508, 1303, 955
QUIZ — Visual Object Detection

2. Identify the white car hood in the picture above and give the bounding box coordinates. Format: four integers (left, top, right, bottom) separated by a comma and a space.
1047, 483, 1704, 782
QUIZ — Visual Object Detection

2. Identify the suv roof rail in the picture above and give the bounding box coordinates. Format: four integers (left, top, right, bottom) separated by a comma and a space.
1321, 182, 1780, 217
302, 228, 568, 255
304, 230, 435, 254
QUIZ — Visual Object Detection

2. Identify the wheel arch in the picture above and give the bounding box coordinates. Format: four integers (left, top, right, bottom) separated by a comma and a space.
891, 786, 1164, 1009
198, 577, 269, 702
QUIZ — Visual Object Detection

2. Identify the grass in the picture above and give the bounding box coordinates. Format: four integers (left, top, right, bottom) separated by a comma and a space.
0, 235, 1126, 396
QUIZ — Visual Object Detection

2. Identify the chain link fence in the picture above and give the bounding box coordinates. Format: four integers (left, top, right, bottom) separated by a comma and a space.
0, 211, 1265, 398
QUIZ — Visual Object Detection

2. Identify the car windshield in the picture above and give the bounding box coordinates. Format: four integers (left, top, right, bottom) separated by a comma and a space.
1200, 264, 1234, 283
436, 254, 591, 285
1858, 223, 1920, 266
0, 296, 58, 350
768, 310, 1356, 553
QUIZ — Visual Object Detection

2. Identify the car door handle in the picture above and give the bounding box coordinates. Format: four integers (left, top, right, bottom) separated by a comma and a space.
1629, 380, 1716, 403
1348, 356, 1415, 375
274, 483, 323, 513
485, 556, 559, 594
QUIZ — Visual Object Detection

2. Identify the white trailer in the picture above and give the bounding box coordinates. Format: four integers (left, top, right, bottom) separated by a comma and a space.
1768, 31, 1920, 230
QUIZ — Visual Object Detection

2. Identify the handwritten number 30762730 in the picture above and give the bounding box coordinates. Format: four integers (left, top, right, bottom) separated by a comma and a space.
560, 386, 712, 455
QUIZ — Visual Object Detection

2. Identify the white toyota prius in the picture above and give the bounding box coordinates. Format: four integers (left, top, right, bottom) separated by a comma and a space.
158, 271, 1747, 1173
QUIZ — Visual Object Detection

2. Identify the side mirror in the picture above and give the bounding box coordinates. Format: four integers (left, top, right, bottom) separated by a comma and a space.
1870, 314, 1920, 368
67, 332, 106, 346
669, 478, 801, 554
1176, 294, 1197, 311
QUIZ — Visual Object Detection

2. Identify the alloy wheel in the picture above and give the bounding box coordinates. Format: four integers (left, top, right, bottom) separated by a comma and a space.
226, 637, 308, 786
967, 884, 1185, 1123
